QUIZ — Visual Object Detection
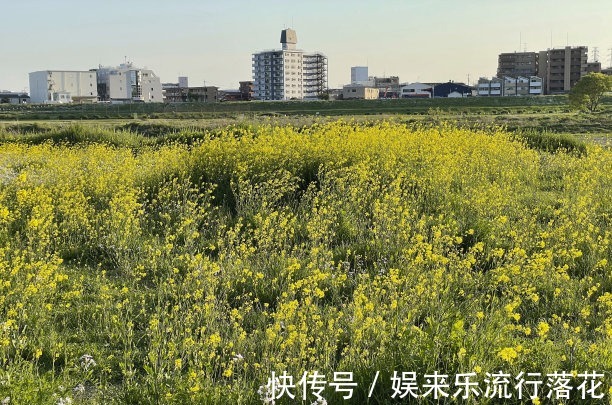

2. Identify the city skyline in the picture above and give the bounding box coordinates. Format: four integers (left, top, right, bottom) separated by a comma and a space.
1, 0, 611, 92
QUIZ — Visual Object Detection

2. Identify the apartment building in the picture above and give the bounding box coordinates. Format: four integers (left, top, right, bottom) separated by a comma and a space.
538, 46, 588, 94
29, 70, 98, 103
477, 77, 503, 96
186, 86, 218, 103
497, 52, 539, 78
586, 62, 602, 74
477, 76, 542, 96
239, 81, 254, 101
252, 29, 327, 100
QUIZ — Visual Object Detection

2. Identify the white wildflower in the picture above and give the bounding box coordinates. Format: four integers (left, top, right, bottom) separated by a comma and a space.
73, 383, 86, 394
56, 397, 72, 405
257, 376, 280, 405
79, 354, 96, 371
1, 397, 10, 405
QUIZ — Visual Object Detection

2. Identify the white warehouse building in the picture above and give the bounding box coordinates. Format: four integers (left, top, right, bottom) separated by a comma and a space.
400, 82, 434, 98
252, 28, 327, 100
29, 70, 98, 103
96, 62, 163, 103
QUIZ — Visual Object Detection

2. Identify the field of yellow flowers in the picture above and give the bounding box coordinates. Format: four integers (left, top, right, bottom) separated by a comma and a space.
0, 121, 610, 404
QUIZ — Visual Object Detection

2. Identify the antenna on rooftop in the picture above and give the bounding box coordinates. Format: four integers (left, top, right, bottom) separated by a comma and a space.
608, 47, 612, 68
550, 31, 553, 49
592, 47, 599, 62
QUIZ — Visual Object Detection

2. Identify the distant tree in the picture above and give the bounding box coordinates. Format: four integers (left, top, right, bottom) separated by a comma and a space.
569, 72, 612, 113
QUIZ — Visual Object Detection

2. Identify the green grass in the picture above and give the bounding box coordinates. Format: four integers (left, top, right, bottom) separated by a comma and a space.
0, 95, 585, 122
0, 120, 611, 403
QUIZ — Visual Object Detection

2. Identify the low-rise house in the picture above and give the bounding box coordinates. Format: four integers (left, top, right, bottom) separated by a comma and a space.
0, 92, 30, 104
342, 84, 379, 100
400, 83, 433, 98
186, 86, 219, 103
433, 82, 473, 98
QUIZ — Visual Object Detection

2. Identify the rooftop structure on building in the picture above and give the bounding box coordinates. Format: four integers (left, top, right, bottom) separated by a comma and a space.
252, 28, 327, 101
29, 70, 98, 104
351, 66, 369, 84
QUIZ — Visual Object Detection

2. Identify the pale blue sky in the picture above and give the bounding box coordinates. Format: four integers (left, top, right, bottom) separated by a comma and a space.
1, 0, 611, 92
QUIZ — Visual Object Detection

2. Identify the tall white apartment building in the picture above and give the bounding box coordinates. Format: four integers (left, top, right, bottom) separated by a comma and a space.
252, 29, 327, 100
96, 62, 163, 103
29, 70, 98, 103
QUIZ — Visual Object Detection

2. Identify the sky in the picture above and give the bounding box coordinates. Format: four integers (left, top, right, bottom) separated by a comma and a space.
1, 0, 611, 92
